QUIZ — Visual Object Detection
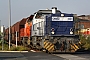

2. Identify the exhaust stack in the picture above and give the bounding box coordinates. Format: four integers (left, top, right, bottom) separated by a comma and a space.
52, 7, 57, 14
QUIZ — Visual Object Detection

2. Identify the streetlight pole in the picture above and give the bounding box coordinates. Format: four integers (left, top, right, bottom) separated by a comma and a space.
8, 0, 11, 50
0, 20, 1, 32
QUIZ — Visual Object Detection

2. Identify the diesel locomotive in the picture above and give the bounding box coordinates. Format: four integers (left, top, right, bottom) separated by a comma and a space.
29, 7, 81, 53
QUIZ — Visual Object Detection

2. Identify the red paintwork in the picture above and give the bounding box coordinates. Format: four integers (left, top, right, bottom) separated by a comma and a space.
20, 28, 24, 37
24, 22, 32, 37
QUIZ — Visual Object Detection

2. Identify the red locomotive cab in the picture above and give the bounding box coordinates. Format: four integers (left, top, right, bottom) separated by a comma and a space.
24, 18, 32, 38
21, 15, 33, 46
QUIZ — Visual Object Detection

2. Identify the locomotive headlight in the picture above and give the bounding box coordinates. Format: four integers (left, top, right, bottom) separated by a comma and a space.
51, 28, 55, 34
70, 28, 73, 34
61, 14, 64, 17
51, 31, 55, 34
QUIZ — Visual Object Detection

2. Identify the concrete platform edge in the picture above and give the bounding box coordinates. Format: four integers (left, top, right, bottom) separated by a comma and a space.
0, 51, 28, 52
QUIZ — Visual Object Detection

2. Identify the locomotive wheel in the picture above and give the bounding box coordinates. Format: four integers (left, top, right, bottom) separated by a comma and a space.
36, 45, 40, 49
22, 39, 28, 46
27, 39, 30, 45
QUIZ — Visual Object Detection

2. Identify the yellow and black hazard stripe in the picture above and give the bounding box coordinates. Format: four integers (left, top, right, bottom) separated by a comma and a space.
73, 44, 79, 49
44, 40, 54, 52
44, 40, 49, 48
48, 44, 54, 51
71, 44, 77, 51
46, 43, 52, 50
70, 43, 79, 52
44, 41, 50, 48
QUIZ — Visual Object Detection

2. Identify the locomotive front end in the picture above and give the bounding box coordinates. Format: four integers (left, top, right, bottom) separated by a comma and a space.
44, 13, 81, 53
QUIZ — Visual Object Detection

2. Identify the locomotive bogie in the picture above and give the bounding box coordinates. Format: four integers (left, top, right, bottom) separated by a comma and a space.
29, 35, 80, 52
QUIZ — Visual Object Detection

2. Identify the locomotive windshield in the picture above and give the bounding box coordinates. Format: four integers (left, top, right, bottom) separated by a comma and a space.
35, 13, 50, 19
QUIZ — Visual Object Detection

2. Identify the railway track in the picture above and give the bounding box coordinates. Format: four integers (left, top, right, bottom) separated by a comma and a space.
6, 42, 90, 60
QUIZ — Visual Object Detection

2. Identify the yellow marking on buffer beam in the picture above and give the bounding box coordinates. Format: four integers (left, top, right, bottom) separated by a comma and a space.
46, 43, 52, 50
44, 42, 50, 48
44, 40, 48, 45
71, 45, 77, 51
73, 44, 79, 49
48, 44, 54, 51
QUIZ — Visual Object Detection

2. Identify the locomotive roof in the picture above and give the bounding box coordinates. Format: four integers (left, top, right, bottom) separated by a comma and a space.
34, 9, 61, 14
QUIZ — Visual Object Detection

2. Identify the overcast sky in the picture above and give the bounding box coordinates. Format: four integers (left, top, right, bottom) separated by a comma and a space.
0, 0, 90, 27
